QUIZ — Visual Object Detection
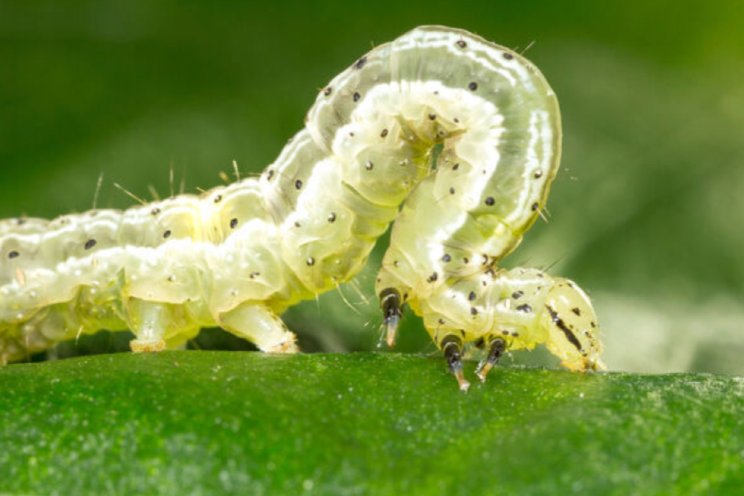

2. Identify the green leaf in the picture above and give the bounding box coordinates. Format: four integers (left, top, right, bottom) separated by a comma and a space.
0, 352, 741, 495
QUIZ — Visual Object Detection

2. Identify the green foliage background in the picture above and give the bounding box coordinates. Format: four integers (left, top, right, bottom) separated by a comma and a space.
1, 0, 743, 374
1, 352, 742, 495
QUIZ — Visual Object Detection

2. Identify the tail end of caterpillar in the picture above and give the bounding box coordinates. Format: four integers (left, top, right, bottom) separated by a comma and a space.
379, 288, 403, 348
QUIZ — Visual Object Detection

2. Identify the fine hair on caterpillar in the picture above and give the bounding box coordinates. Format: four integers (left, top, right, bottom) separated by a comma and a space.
0, 25, 605, 390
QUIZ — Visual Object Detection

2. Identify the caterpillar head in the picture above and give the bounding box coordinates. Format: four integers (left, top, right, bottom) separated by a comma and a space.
539, 279, 605, 372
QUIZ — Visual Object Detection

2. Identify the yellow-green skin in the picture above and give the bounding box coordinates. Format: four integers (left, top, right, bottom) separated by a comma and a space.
0, 26, 603, 373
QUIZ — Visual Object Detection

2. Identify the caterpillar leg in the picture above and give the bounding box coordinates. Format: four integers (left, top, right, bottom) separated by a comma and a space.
219, 303, 298, 353
127, 299, 168, 352
442, 335, 470, 392
379, 288, 403, 347
130, 340, 166, 353
475, 337, 506, 383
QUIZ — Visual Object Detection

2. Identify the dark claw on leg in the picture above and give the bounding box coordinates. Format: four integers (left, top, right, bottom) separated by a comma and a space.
379, 288, 402, 347
442, 335, 470, 392
476, 337, 506, 382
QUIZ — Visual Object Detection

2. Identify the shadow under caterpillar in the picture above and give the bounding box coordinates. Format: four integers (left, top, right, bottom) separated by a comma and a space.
0, 25, 604, 389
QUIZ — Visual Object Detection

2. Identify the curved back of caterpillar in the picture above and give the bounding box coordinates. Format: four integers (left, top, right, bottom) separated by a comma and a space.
0, 26, 603, 388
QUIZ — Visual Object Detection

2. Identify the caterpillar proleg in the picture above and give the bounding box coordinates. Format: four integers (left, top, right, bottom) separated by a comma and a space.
0, 26, 604, 389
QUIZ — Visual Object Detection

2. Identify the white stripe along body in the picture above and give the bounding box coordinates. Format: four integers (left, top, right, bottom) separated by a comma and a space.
0, 26, 604, 388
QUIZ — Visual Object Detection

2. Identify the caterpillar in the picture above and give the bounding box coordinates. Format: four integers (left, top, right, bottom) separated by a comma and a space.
0, 25, 604, 390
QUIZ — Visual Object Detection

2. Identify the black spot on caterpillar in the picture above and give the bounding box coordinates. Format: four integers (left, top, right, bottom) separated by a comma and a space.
0, 26, 604, 390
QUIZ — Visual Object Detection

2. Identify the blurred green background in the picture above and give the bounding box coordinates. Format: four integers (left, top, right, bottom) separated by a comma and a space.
1, 0, 743, 374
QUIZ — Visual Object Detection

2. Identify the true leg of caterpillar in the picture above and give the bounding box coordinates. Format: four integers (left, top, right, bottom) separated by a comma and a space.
218, 302, 298, 353
379, 287, 402, 347
441, 335, 470, 392
475, 337, 506, 383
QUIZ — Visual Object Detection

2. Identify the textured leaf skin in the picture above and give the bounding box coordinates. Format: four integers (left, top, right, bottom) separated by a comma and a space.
0, 351, 741, 495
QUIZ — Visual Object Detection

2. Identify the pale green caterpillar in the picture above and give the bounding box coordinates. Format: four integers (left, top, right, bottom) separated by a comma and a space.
0, 26, 604, 389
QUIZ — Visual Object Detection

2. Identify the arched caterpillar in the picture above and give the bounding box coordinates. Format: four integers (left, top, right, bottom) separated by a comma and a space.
0, 26, 604, 389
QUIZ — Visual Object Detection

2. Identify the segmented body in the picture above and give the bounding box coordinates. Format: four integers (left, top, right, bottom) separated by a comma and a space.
0, 26, 603, 382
